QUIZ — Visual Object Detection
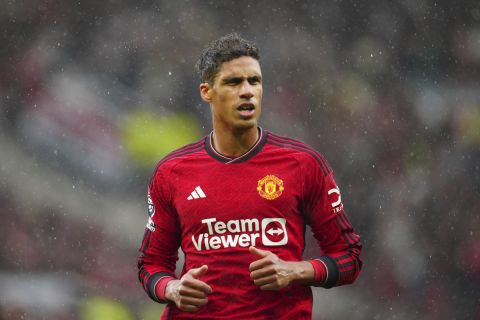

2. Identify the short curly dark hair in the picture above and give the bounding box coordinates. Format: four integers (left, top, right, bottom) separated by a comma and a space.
196, 33, 260, 84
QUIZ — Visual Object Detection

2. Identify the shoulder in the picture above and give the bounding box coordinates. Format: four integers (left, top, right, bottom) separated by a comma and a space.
151, 136, 207, 178
265, 131, 332, 176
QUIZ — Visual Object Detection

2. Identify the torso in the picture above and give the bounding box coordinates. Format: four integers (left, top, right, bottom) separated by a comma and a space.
158, 129, 317, 319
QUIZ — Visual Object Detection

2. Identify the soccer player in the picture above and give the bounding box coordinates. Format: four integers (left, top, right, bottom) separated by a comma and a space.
137, 33, 362, 319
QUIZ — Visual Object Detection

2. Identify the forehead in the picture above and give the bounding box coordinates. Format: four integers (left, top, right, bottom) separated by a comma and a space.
216, 56, 262, 79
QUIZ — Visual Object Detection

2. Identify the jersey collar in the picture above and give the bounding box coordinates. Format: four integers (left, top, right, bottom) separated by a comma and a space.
205, 127, 267, 164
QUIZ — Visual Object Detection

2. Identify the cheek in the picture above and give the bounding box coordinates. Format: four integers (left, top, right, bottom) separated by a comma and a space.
221, 93, 238, 110
256, 89, 263, 102
256, 86, 263, 97
216, 90, 233, 102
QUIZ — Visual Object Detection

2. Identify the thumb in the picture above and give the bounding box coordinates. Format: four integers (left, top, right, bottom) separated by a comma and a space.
249, 246, 271, 257
189, 265, 208, 278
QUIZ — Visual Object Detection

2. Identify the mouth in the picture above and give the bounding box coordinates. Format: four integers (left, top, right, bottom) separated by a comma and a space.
237, 103, 256, 118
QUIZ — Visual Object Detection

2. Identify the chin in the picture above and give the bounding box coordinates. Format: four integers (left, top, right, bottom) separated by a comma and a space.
233, 119, 257, 130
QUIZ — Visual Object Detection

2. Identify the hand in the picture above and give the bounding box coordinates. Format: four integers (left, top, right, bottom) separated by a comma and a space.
165, 265, 212, 312
248, 246, 299, 290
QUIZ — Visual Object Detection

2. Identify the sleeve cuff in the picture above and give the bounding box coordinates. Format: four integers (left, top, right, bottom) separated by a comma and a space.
308, 259, 327, 286
309, 256, 339, 288
154, 276, 175, 302
147, 273, 176, 303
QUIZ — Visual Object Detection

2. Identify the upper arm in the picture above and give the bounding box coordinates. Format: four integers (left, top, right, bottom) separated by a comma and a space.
139, 167, 181, 273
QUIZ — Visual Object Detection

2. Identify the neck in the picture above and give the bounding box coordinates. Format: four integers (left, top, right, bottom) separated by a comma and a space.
212, 126, 259, 158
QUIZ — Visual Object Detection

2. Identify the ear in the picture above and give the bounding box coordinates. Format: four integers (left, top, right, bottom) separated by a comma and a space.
199, 83, 212, 103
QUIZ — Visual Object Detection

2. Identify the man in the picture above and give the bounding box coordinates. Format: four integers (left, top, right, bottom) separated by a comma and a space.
137, 33, 362, 319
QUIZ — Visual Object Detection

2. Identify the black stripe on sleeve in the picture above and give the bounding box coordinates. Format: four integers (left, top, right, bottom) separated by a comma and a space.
335, 214, 357, 249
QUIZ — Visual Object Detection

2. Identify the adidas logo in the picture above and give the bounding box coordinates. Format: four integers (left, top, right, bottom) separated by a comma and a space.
187, 186, 206, 200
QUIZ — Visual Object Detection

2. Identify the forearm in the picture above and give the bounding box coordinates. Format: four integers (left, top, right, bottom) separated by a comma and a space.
137, 237, 178, 303
309, 211, 363, 287
138, 265, 176, 303
288, 261, 315, 285
289, 260, 327, 286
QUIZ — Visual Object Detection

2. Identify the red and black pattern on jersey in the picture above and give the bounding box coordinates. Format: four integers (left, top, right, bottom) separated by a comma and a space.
266, 132, 332, 176
137, 128, 362, 319
150, 138, 207, 184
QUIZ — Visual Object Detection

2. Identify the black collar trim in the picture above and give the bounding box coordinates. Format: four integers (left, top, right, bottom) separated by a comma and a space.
205, 127, 267, 164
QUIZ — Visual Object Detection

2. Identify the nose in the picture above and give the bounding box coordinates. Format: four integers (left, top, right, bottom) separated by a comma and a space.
239, 80, 254, 99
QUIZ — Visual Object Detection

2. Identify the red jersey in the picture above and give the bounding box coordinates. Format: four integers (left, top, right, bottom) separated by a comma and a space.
138, 128, 362, 319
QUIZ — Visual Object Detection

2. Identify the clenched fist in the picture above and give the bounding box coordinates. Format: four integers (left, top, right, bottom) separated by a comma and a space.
165, 265, 213, 312
249, 246, 315, 290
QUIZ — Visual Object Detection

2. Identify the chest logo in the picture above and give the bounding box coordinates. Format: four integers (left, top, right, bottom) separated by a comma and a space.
257, 175, 284, 200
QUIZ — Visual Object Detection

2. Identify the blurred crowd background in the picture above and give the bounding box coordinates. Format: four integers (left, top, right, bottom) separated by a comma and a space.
1, 0, 479, 319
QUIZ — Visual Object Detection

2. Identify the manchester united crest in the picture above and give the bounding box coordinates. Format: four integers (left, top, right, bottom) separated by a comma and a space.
257, 175, 284, 200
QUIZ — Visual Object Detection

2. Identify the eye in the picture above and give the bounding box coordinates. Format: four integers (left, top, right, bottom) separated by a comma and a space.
224, 78, 242, 86
248, 77, 261, 85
